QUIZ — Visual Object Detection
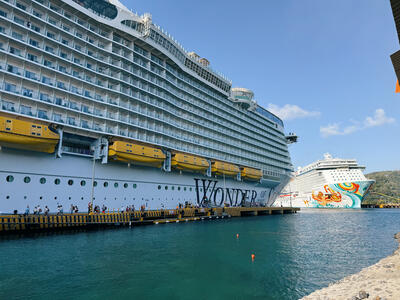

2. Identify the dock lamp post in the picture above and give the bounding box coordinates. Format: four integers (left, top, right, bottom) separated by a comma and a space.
90, 156, 96, 212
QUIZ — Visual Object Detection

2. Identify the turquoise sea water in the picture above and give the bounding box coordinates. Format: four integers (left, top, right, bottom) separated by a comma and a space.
0, 209, 399, 300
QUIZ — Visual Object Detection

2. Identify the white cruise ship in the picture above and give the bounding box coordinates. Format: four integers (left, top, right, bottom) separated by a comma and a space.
274, 154, 375, 208
0, 0, 294, 214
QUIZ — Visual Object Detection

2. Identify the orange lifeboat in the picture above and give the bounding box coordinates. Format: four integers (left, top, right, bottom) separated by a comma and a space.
211, 161, 240, 177
0, 115, 59, 153
171, 153, 209, 172
241, 167, 262, 181
108, 141, 166, 167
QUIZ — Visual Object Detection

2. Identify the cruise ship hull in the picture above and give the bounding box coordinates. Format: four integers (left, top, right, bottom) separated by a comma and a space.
0, 148, 285, 214
275, 180, 374, 209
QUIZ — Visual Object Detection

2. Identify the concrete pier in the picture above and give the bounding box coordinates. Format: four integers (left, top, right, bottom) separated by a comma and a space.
361, 203, 400, 208
0, 207, 299, 234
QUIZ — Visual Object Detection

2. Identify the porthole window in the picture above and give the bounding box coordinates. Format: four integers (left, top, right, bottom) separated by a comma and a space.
158, 185, 161, 190
172, 186, 175, 190
178, 187, 181, 191
24, 176, 31, 183
40, 177, 46, 184
114, 182, 118, 188
184, 187, 187, 191
93, 181, 97, 187
68, 179, 74, 186
165, 186, 168, 190
124, 183, 128, 188
54, 178, 61, 185
80, 180, 86, 186
104, 182, 108, 187
6, 175, 14, 182
190, 188, 192, 191
133, 184, 137, 189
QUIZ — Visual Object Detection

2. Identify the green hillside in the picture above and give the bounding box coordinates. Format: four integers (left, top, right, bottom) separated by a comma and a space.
364, 171, 400, 204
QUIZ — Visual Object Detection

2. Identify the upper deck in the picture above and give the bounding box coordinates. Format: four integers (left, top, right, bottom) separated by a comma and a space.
297, 153, 365, 176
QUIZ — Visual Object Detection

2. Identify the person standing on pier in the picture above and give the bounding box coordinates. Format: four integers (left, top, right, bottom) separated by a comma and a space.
44, 206, 49, 216
25, 205, 29, 216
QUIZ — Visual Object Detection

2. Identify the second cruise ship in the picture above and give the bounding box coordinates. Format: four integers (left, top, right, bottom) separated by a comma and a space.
0, 0, 294, 213
274, 154, 374, 209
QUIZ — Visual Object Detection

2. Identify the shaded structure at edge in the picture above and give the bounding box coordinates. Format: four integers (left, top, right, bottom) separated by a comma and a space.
390, 0, 400, 81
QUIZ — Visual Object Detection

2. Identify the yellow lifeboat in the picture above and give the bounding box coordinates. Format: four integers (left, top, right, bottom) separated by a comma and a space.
171, 153, 209, 172
0, 115, 59, 153
108, 141, 166, 167
241, 167, 263, 181
211, 161, 240, 177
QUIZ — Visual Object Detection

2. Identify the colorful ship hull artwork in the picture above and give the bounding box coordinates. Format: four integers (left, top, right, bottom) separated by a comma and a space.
309, 181, 374, 208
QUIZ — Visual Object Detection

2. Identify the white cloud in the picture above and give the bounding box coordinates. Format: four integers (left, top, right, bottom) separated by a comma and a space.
267, 104, 320, 121
320, 108, 395, 138
364, 108, 395, 127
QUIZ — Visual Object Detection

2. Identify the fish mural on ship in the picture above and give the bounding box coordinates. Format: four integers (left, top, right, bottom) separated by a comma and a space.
310, 182, 373, 208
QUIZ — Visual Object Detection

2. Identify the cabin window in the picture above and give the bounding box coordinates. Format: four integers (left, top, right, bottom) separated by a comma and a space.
68, 179, 74, 186
158, 185, 161, 190
24, 177, 31, 183
114, 183, 118, 188
124, 183, 128, 188
133, 184, 137, 189
40, 177, 46, 184
54, 178, 60, 185
104, 182, 108, 187
80, 180, 86, 186
6, 175, 14, 182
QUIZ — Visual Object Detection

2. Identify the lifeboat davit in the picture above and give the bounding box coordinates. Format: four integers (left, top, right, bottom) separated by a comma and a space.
108, 141, 166, 167
211, 161, 240, 177
0, 115, 59, 153
171, 153, 209, 172
241, 167, 262, 181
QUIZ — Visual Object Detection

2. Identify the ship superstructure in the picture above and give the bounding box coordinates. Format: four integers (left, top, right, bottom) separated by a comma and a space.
275, 153, 374, 208
0, 0, 293, 213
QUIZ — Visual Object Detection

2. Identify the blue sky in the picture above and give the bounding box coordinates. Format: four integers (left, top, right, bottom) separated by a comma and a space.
123, 0, 399, 173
